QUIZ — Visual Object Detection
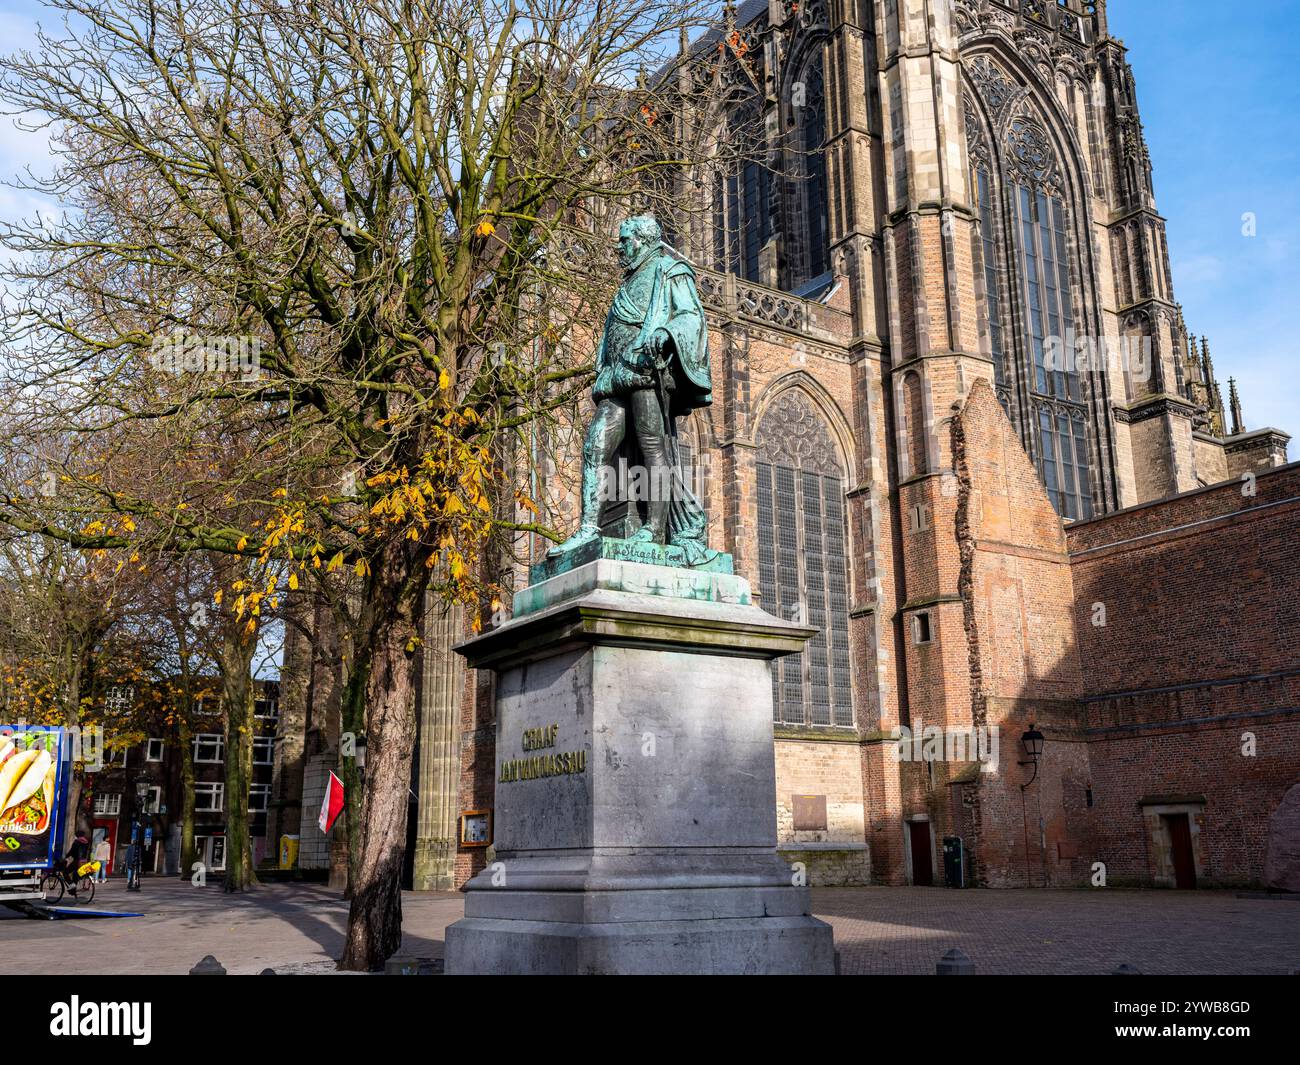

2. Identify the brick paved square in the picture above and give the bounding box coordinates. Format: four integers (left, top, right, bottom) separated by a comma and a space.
3, 880, 1295, 975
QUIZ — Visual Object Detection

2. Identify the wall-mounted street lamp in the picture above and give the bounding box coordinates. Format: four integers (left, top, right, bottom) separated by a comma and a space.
1018, 725, 1045, 789
1017, 724, 1047, 889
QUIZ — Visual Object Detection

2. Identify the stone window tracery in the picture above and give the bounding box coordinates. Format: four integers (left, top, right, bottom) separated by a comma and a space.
789, 47, 829, 290
755, 390, 852, 728
964, 57, 1095, 520
712, 102, 773, 283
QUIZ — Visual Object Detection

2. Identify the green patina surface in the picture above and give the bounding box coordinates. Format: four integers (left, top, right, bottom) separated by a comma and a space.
529, 535, 733, 587
513, 559, 753, 620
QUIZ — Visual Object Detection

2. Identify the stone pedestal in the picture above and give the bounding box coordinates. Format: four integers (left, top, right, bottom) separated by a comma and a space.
444, 549, 835, 974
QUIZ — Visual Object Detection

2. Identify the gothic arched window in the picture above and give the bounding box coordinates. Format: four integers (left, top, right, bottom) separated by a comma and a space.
712, 103, 772, 283
755, 390, 852, 728
966, 73, 1095, 521
789, 48, 829, 290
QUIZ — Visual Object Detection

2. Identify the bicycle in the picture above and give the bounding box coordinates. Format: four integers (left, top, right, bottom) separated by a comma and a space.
39, 860, 99, 904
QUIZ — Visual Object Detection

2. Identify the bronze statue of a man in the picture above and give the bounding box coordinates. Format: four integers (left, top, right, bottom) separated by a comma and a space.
549, 214, 712, 563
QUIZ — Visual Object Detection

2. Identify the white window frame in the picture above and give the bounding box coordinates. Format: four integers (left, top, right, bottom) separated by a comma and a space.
252, 736, 274, 765
254, 697, 279, 721
93, 793, 121, 817
249, 783, 271, 813
143, 785, 162, 814
104, 685, 135, 713
194, 834, 227, 872
193, 734, 224, 763
146, 738, 165, 762
194, 781, 224, 813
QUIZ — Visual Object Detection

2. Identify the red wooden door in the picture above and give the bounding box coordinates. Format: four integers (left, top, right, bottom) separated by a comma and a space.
1165, 814, 1197, 889
909, 821, 934, 886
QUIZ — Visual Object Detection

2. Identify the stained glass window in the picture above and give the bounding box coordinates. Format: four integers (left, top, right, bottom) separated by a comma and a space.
755, 391, 852, 728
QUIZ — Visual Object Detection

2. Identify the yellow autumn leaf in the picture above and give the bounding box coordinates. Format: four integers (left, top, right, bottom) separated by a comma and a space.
288, 572, 298, 590
237, 536, 248, 551
273, 487, 287, 498
327, 552, 344, 572
475, 220, 495, 237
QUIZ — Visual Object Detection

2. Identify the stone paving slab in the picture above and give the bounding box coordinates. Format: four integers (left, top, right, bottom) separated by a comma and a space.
2, 878, 1296, 975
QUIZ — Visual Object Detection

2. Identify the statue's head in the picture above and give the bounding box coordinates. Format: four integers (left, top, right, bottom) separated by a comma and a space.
617, 214, 662, 270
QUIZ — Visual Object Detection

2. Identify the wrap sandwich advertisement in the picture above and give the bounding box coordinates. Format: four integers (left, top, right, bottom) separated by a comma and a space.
0, 728, 70, 870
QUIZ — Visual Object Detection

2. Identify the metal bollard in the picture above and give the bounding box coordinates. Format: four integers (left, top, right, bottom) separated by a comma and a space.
936, 948, 975, 975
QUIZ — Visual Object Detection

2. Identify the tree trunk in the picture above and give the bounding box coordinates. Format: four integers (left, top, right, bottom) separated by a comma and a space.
218, 617, 259, 893
62, 641, 84, 846
178, 718, 196, 878
64, 770, 84, 850
339, 652, 370, 898
338, 550, 423, 971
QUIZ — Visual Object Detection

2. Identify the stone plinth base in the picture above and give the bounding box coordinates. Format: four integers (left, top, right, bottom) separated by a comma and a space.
445, 556, 835, 975
446, 914, 830, 976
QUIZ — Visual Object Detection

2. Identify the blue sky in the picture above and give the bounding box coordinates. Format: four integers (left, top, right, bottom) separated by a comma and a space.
0, 0, 1296, 440
1112, 0, 1300, 441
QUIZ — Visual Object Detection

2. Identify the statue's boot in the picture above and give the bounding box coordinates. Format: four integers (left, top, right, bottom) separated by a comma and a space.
547, 449, 605, 557
547, 522, 600, 556
627, 493, 669, 546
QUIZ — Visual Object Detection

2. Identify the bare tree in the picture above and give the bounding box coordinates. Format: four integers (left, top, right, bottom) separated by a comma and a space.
0, 0, 748, 967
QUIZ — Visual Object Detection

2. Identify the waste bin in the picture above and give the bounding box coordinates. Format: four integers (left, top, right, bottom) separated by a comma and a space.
279, 834, 300, 870
942, 836, 965, 888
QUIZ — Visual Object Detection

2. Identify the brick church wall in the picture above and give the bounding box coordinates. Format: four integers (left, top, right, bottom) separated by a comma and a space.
1067, 463, 1300, 887
950, 379, 1097, 887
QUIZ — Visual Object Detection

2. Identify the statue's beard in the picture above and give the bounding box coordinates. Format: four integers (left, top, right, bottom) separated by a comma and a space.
618, 245, 638, 270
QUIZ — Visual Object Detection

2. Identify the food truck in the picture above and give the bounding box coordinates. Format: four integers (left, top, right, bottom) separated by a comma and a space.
0, 726, 71, 903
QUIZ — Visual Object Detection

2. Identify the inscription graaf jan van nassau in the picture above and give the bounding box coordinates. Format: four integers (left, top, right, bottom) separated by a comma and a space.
500, 723, 589, 783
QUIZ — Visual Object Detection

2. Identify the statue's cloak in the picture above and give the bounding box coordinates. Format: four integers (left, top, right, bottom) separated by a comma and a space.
593, 246, 711, 416
592, 245, 714, 563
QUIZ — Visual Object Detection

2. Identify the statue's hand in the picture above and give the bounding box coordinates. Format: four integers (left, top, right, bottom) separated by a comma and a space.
645, 327, 673, 364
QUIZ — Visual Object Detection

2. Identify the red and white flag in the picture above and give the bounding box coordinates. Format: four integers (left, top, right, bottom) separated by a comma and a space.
319, 771, 344, 833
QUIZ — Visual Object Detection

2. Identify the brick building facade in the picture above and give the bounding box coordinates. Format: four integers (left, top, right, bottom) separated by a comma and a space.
275, 0, 1299, 893
84, 681, 280, 877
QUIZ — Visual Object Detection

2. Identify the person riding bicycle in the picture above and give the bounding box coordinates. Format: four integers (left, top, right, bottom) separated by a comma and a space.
61, 831, 92, 893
